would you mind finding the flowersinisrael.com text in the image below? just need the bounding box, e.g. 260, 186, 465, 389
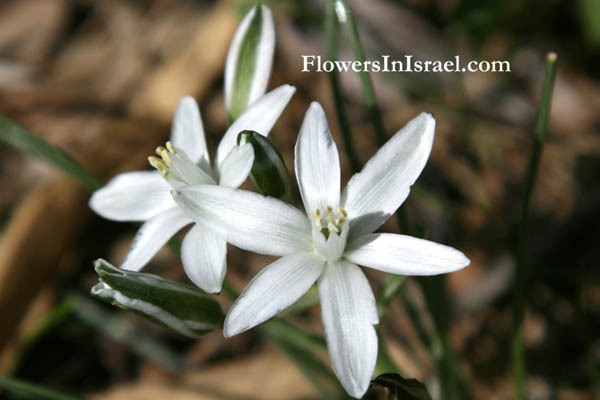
301, 55, 511, 73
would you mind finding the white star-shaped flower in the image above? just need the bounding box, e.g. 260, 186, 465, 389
173, 101, 470, 398
89, 84, 295, 293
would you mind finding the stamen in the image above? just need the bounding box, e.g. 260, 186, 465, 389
311, 205, 348, 240
166, 141, 176, 154
148, 156, 169, 177
327, 222, 338, 234
155, 146, 171, 164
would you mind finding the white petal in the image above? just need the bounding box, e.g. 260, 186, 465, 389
166, 144, 216, 186
216, 84, 296, 165
218, 143, 255, 188
345, 233, 470, 276
170, 96, 210, 170
318, 260, 378, 398
121, 207, 192, 271
181, 224, 227, 294
224, 252, 325, 337
173, 184, 312, 256
224, 5, 275, 118
341, 113, 435, 237
89, 171, 174, 222
295, 102, 341, 214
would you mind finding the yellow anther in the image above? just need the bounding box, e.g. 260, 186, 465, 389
148, 156, 168, 173
325, 205, 333, 213
312, 210, 320, 218
325, 214, 332, 221
166, 141, 176, 154
337, 207, 347, 217
155, 146, 171, 164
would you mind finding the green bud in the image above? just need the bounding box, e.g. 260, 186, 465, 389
91, 259, 224, 338
237, 130, 292, 201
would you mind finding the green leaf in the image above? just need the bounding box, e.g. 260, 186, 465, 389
580, 0, 600, 46
0, 115, 103, 190
0, 376, 81, 400
237, 130, 292, 201
365, 373, 432, 400
91, 259, 224, 338
226, 4, 275, 121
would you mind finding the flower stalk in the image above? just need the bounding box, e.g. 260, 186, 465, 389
512, 51, 558, 400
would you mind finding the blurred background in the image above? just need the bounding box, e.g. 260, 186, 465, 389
0, 0, 598, 399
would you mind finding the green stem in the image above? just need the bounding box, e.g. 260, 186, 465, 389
512, 52, 558, 400
325, 0, 361, 173
333, 0, 388, 148
417, 276, 472, 400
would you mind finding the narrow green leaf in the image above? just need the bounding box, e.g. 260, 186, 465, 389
226, 5, 275, 121
325, 0, 361, 174
0, 115, 103, 190
331, 0, 388, 148
366, 373, 432, 400
0, 376, 81, 400
237, 130, 293, 202
580, 0, 600, 46
91, 259, 225, 338
512, 52, 558, 400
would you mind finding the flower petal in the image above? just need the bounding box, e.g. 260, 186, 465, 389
224, 252, 325, 337
170, 96, 210, 170
218, 142, 254, 188
318, 260, 379, 398
345, 233, 470, 276
224, 4, 275, 120
295, 102, 340, 214
89, 171, 174, 222
216, 84, 296, 166
341, 113, 435, 237
121, 207, 192, 271
173, 184, 312, 256
181, 224, 227, 294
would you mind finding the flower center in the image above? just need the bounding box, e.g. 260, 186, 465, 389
311, 205, 348, 240
311, 205, 348, 261
148, 141, 214, 187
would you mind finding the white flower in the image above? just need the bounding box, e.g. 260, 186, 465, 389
89, 84, 295, 293
172, 102, 470, 398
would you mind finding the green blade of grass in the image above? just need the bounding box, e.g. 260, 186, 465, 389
0, 116, 103, 190
512, 52, 558, 400
325, 0, 361, 174
332, 0, 387, 148
0, 376, 82, 400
